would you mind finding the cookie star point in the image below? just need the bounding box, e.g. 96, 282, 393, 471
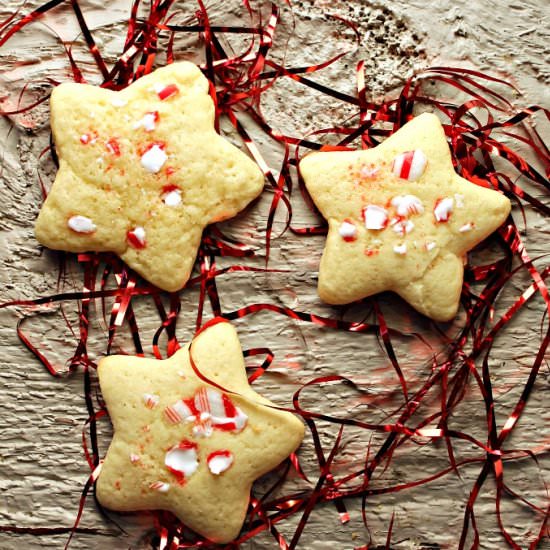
300, 112, 511, 321
96, 320, 304, 543
35, 62, 264, 291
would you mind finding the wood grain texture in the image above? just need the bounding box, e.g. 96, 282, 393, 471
1, 0, 548, 548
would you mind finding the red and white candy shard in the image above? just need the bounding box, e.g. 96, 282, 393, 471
165, 440, 199, 480
143, 393, 159, 409
392, 149, 428, 181
127, 226, 146, 249
391, 219, 414, 236
207, 450, 234, 475
459, 222, 474, 232
195, 388, 248, 432
364, 205, 388, 230
133, 112, 159, 132
154, 82, 180, 101
434, 197, 454, 222
141, 144, 167, 173
130, 453, 141, 463
162, 188, 182, 207
338, 220, 357, 240
164, 388, 248, 437
105, 138, 121, 156
165, 399, 194, 424
150, 481, 170, 493
67, 215, 96, 234
393, 243, 407, 255
391, 195, 424, 216
425, 241, 436, 251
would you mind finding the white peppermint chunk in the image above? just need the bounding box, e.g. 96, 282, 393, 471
364, 205, 388, 230
163, 189, 182, 206
141, 145, 167, 173
434, 198, 454, 222
133, 113, 157, 132
393, 243, 407, 255
391, 195, 424, 216
67, 215, 96, 234
338, 221, 357, 239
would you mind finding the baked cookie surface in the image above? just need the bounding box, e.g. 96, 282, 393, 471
35, 62, 264, 291
299, 113, 511, 321
96, 320, 304, 543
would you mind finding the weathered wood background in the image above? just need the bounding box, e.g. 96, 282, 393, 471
0, 0, 548, 548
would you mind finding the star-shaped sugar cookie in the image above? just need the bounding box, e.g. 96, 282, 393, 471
96, 320, 304, 543
299, 113, 511, 321
35, 62, 264, 291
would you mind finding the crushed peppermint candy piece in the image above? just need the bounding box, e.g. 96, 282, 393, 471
111, 97, 128, 107
142, 393, 159, 409
393, 243, 407, 255
363, 205, 388, 230
67, 215, 96, 234
392, 149, 428, 181
105, 138, 121, 156
154, 83, 180, 100
130, 453, 141, 463
165, 440, 199, 481
391, 195, 424, 216
392, 219, 415, 236
80, 134, 92, 144
141, 144, 167, 173
207, 450, 234, 475
459, 222, 474, 232
150, 481, 170, 493
164, 399, 193, 424
425, 241, 437, 251
434, 198, 454, 222
162, 187, 182, 206
165, 388, 248, 437
195, 387, 248, 433
338, 220, 357, 241
127, 226, 146, 249
133, 111, 159, 132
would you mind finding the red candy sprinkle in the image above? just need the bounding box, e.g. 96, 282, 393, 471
157, 84, 179, 100
105, 138, 121, 156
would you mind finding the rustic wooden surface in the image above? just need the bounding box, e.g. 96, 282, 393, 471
0, 0, 548, 549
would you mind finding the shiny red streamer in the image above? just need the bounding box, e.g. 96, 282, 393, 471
0, 1, 549, 549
